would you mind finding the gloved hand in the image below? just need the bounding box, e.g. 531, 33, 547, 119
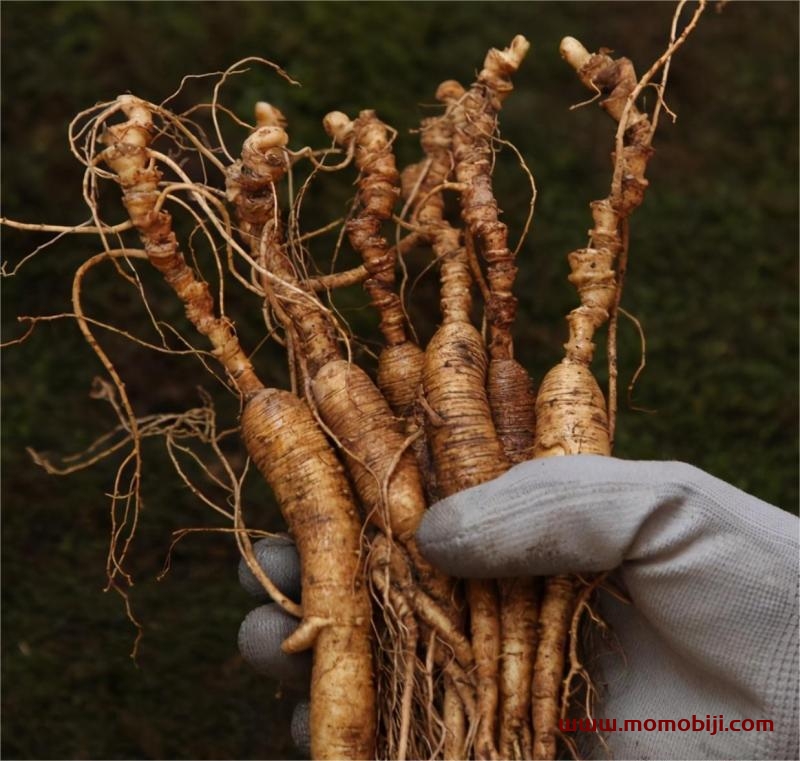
238, 457, 799, 760
237, 535, 311, 757
416, 455, 799, 761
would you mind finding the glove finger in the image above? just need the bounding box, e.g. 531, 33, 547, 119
417, 453, 800, 758
238, 603, 311, 688
416, 454, 661, 578
239, 535, 301, 602
291, 700, 311, 758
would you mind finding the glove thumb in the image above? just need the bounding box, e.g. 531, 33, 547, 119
416, 455, 680, 578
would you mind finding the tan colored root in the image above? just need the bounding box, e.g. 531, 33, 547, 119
531, 246, 610, 760
418, 618, 478, 755
161, 394, 306, 620
377, 340, 426, 417
70, 251, 148, 588
369, 554, 419, 761
229, 138, 404, 524
424, 320, 509, 492
228, 122, 463, 734
528, 21, 706, 756
369, 534, 476, 760
404, 101, 458, 255
100, 96, 262, 398
532, 575, 577, 761
560, 37, 653, 215
606, 220, 629, 444
489, 369, 537, 758
557, 26, 710, 372
89, 105, 298, 648
406, 402, 442, 504
309, 263, 368, 291
423, 633, 444, 757
443, 36, 529, 362
413, 110, 521, 751
226, 126, 343, 378
253, 169, 468, 756
325, 110, 424, 417
396, 617, 418, 761
62, 250, 157, 653
99, 96, 377, 758
311, 359, 422, 540
243, 391, 375, 760
371, 536, 473, 674
422, 248, 509, 757
424, 247, 511, 489
399, 108, 467, 509
444, 681, 467, 761
560, 574, 609, 725
490, 364, 538, 760
498, 577, 539, 760
534, 361, 610, 459
307, 230, 424, 297
466, 579, 502, 760
324, 110, 404, 346
530, 362, 609, 759
225, 122, 290, 249
431, 60, 540, 756
488, 359, 536, 466
310, 360, 452, 605
409, 90, 539, 758
228, 125, 434, 566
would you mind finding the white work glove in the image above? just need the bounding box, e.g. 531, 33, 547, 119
416, 455, 799, 760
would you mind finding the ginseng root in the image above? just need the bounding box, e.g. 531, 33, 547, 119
421, 222, 508, 761
227, 117, 451, 601
227, 107, 473, 758
227, 118, 424, 545
243, 391, 375, 759
324, 110, 425, 418
442, 36, 537, 465
100, 95, 376, 760
532, 30, 694, 759
424, 37, 540, 758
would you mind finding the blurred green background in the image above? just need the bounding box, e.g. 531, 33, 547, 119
2, 2, 797, 759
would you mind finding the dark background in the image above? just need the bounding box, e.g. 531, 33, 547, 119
2, 3, 797, 759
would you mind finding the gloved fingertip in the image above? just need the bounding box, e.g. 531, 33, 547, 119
416, 500, 482, 577
415, 456, 678, 577
415, 498, 452, 551
238, 604, 311, 686
239, 535, 302, 602
291, 700, 311, 758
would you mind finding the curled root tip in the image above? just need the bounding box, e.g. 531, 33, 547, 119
560, 37, 591, 70
510, 34, 532, 60
254, 101, 288, 128
323, 111, 354, 144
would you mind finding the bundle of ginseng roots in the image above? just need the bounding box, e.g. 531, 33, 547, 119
16, 13, 706, 761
